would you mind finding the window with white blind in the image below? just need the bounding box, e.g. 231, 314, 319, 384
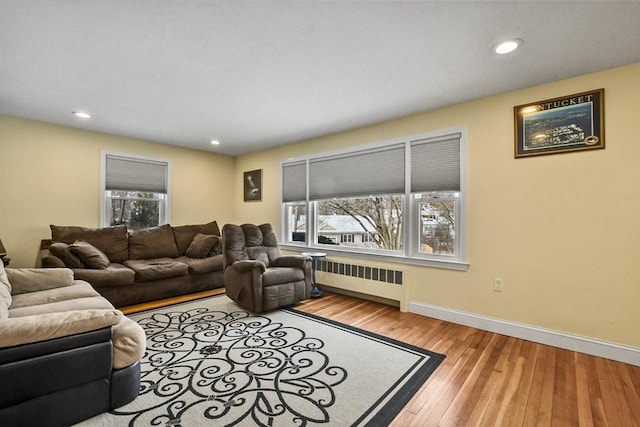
101, 152, 171, 230
281, 128, 467, 269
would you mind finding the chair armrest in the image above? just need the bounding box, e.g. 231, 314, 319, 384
6, 268, 74, 295
0, 309, 121, 348
228, 260, 266, 274
271, 255, 311, 269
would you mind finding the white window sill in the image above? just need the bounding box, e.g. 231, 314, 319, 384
280, 244, 469, 272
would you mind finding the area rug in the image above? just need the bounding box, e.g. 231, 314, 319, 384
80, 295, 444, 426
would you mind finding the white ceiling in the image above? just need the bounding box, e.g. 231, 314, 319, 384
1, 1, 639, 156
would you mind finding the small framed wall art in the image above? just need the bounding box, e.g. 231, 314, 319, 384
514, 88, 604, 158
243, 169, 262, 202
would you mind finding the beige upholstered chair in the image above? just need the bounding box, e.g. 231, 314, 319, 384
222, 223, 312, 313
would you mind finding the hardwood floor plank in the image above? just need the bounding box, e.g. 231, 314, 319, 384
614, 362, 640, 423
575, 352, 596, 427
507, 340, 538, 426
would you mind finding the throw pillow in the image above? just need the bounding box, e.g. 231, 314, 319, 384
185, 234, 221, 259
48, 242, 85, 268
70, 240, 110, 269
172, 221, 221, 256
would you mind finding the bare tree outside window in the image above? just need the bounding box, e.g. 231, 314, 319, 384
420, 200, 455, 255
318, 195, 403, 251
108, 191, 162, 230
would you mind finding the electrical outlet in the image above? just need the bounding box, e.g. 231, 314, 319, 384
494, 277, 504, 292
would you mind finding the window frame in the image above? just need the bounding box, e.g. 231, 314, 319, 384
280, 127, 468, 271
100, 151, 172, 229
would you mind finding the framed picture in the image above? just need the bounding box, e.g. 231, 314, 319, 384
243, 169, 262, 202
514, 88, 604, 158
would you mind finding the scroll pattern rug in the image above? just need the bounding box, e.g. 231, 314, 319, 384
80, 295, 444, 426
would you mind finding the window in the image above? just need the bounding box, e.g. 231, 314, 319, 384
361, 233, 374, 243
281, 129, 466, 269
340, 234, 354, 243
102, 152, 171, 230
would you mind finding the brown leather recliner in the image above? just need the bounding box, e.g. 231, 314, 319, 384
222, 223, 312, 313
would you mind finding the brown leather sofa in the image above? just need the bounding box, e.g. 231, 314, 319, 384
222, 223, 312, 313
39, 221, 224, 308
0, 264, 146, 426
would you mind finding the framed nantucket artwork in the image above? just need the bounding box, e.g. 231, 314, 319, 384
514, 88, 604, 158
243, 169, 262, 202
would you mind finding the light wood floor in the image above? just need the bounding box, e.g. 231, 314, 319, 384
294, 292, 640, 427
122, 290, 640, 426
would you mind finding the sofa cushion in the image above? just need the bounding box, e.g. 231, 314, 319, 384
72, 264, 136, 288
70, 241, 110, 269
128, 224, 179, 260
123, 258, 188, 282
9, 282, 100, 309
175, 255, 223, 275
0, 263, 11, 320
185, 233, 221, 259
0, 308, 121, 349
48, 242, 85, 268
8, 295, 115, 318
51, 224, 129, 263
172, 221, 220, 256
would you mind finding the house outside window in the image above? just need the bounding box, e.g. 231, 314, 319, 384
102, 152, 171, 230
281, 128, 466, 270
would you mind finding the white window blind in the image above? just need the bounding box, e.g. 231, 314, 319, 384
308, 144, 405, 200
282, 161, 307, 202
105, 154, 168, 193
410, 134, 461, 192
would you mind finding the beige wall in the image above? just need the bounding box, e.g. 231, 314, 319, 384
233, 63, 640, 347
1, 63, 638, 348
0, 116, 236, 268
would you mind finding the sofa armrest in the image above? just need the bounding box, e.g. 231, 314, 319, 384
6, 268, 74, 295
271, 255, 311, 269
0, 309, 121, 348
40, 248, 66, 268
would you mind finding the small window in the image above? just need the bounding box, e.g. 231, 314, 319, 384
340, 234, 355, 243
361, 233, 374, 243
102, 152, 170, 230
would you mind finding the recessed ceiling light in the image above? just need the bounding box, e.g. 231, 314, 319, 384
493, 39, 523, 55
72, 111, 91, 119
210, 139, 221, 145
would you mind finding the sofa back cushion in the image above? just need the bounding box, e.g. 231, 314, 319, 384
6, 268, 74, 295
172, 221, 221, 256
129, 224, 180, 260
50, 225, 129, 263
0, 262, 11, 320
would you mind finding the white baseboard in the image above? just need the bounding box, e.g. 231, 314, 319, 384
408, 301, 640, 367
